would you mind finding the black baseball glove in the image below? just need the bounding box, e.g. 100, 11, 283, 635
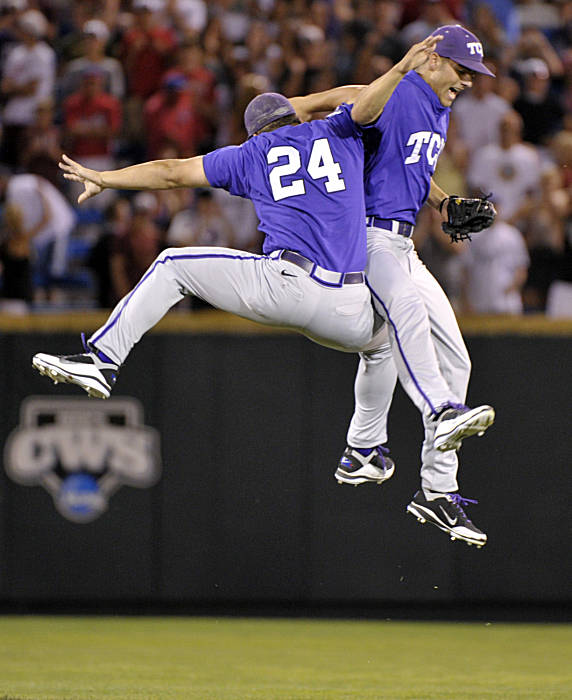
440, 194, 496, 242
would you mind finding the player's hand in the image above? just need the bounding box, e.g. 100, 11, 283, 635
396, 35, 443, 74
59, 154, 104, 204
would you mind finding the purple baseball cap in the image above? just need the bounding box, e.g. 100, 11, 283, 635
244, 92, 296, 137
430, 24, 495, 77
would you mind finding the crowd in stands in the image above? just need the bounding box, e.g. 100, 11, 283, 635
1, 0, 572, 316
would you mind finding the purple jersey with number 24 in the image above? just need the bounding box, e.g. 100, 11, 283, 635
203, 103, 367, 273
363, 71, 450, 224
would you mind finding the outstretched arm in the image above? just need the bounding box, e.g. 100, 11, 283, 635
351, 35, 443, 125
59, 154, 209, 204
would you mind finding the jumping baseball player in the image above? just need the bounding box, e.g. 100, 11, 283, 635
348, 25, 497, 547
292, 26, 497, 547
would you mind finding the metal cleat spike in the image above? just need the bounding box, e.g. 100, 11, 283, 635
477, 431, 484, 436
337, 480, 342, 485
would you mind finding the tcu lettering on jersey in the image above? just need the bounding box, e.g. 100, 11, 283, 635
466, 41, 483, 56
404, 131, 446, 169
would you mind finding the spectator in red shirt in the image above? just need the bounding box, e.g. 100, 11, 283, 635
144, 72, 199, 159
163, 39, 218, 152
63, 66, 122, 209
121, 0, 177, 148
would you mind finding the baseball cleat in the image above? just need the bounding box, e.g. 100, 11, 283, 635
32, 341, 119, 400
433, 404, 495, 452
335, 445, 395, 485
406, 490, 487, 548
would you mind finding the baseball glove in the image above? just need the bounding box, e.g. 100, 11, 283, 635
440, 194, 496, 243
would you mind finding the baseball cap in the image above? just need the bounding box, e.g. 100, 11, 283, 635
17, 8, 47, 37
3, 0, 28, 10
162, 72, 187, 90
133, 191, 157, 213
430, 24, 495, 77
133, 0, 164, 12
244, 92, 296, 138
519, 57, 549, 79
83, 19, 110, 42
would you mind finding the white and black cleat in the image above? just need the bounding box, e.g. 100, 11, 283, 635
33, 346, 119, 400
433, 404, 495, 452
406, 490, 487, 548
335, 445, 395, 486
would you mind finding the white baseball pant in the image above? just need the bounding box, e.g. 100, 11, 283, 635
88, 246, 386, 366
347, 224, 471, 494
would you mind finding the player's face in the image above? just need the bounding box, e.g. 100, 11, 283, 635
432, 57, 476, 107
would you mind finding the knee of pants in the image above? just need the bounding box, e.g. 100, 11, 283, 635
154, 248, 183, 277
158, 247, 180, 264
359, 342, 392, 365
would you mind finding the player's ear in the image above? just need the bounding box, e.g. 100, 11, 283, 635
428, 52, 441, 70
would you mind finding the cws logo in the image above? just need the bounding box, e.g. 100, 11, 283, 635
4, 396, 161, 523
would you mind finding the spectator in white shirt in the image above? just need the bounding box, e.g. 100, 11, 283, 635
1, 172, 77, 299
0, 9, 55, 167
60, 19, 125, 103
459, 220, 530, 315
453, 72, 511, 156
467, 110, 541, 221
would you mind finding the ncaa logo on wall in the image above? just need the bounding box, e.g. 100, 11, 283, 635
4, 396, 161, 523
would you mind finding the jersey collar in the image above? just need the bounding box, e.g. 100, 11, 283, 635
407, 70, 450, 115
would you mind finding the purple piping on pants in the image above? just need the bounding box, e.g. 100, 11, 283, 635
90, 251, 269, 346
366, 277, 437, 416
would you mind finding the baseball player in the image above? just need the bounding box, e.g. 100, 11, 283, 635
293, 25, 497, 547
32, 39, 439, 428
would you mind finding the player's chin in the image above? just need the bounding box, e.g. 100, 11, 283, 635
442, 90, 457, 106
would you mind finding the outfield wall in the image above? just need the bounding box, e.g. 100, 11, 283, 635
0, 312, 570, 610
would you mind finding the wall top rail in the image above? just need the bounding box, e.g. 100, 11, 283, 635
1, 310, 572, 337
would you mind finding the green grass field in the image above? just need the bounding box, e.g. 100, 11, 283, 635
0, 617, 570, 699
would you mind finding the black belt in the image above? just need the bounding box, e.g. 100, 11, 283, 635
279, 250, 364, 287
366, 216, 414, 238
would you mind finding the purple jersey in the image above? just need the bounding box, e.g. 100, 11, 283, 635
363, 71, 450, 224
203, 104, 367, 273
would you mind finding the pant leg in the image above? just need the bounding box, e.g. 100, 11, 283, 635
346, 326, 398, 448
410, 249, 472, 493
365, 228, 454, 417
89, 246, 375, 364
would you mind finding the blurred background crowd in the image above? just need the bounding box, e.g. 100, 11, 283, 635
1, 0, 572, 316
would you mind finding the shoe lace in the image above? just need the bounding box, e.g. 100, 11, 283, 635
448, 493, 478, 524
449, 494, 478, 507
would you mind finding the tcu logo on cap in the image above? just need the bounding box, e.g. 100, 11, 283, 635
466, 41, 483, 56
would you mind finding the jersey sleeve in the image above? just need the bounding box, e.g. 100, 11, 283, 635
202, 145, 249, 198
325, 102, 365, 139
369, 86, 399, 133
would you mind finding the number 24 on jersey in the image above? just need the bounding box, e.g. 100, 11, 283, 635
267, 138, 346, 201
